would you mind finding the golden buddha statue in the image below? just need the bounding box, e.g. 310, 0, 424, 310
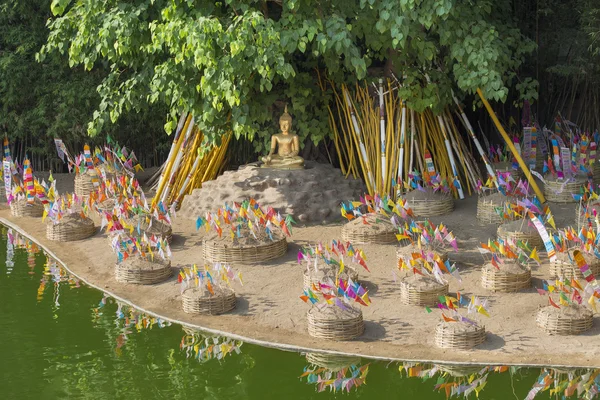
260, 105, 304, 169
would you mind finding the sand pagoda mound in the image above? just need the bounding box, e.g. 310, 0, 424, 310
179, 161, 364, 224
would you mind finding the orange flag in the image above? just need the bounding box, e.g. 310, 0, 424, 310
442, 313, 456, 322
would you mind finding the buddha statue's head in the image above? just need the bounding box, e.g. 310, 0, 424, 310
279, 105, 292, 134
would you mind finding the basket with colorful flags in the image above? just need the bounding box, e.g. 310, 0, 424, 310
10, 196, 44, 218
122, 213, 173, 244
46, 213, 96, 242
395, 220, 456, 269
479, 239, 532, 292
536, 285, 594, 336
340, 195, 413, 244
496, 196, 556, 252
548, 227, 600, 279
550, 251, 600, 280
432, 294, 489, 350
115, 253, 172, 285
401, 172, 454, 217
8, 157, 46, 217
301, 352, 369, 393
179, 263, 242, 315
298, 240, 365, 290
476, 172, 531, 225
396, 223, 460, 306
536, 250, 599, 335
540, 134, 590, 202
301, 273, 371, 341
497, 220, 544, 250
399, 275, 449, 307
44, 192, 96, 242
198, 199, 292, 264
111, 231, 172, 285
544, 175, 588, 203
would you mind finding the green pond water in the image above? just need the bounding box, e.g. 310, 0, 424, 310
1, 227, 598, 400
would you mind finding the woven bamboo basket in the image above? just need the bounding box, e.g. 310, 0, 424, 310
404, 189, 454, 217
575, 201, 600, 230
493, 161, 524, 181
95, 198, 116, 214
9, 198, 44, 217
341, 213, 398, 244
544, 176, 586, 203
549, 251, 600, 279
74, 171, 97, 198
536, 305, 593, 335
46, 214, 96, 242
202, 233, 287, 264
182, 286, 236, 315
305, 352, 361, 372
115, 255, 172, 284
396, 244, 449, 269
307, 306, 364, 341
497, 220, 544, 249
303, 266, 359, 290
399, 275, 449, 306
481, 261, 531, 292
434, 321, 486, 350
476, 191, 513, 225
124, 214, 173, 243
437, 364, 483, 377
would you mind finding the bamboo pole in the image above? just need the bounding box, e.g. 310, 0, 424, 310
379, 79, 386, 189
477, 88, 546, 203
153, 114, 193, 207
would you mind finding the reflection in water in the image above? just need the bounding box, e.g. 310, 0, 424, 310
400, 362, 508, 398
301, 352, 369, 393
400, 362, 600, 399
92, 295, 171, 356
180, 327, 243, 363
526, 368, 600, 399
5, 228, 41, 275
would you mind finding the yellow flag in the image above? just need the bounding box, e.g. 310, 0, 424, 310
547, 213, 556, 229
530, 248, 540, 263
338, 259, 345, 276
477, 305, 490, 317
589, 295, 597, 313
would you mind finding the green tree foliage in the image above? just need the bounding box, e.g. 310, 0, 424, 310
40, 0, 537, 150
0, 0, 170, 168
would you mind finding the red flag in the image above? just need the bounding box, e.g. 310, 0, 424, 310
572, 289, 583, 305
549, 296, 560, 309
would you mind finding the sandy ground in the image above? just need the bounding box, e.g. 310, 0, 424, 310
2, 170, 599, 367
